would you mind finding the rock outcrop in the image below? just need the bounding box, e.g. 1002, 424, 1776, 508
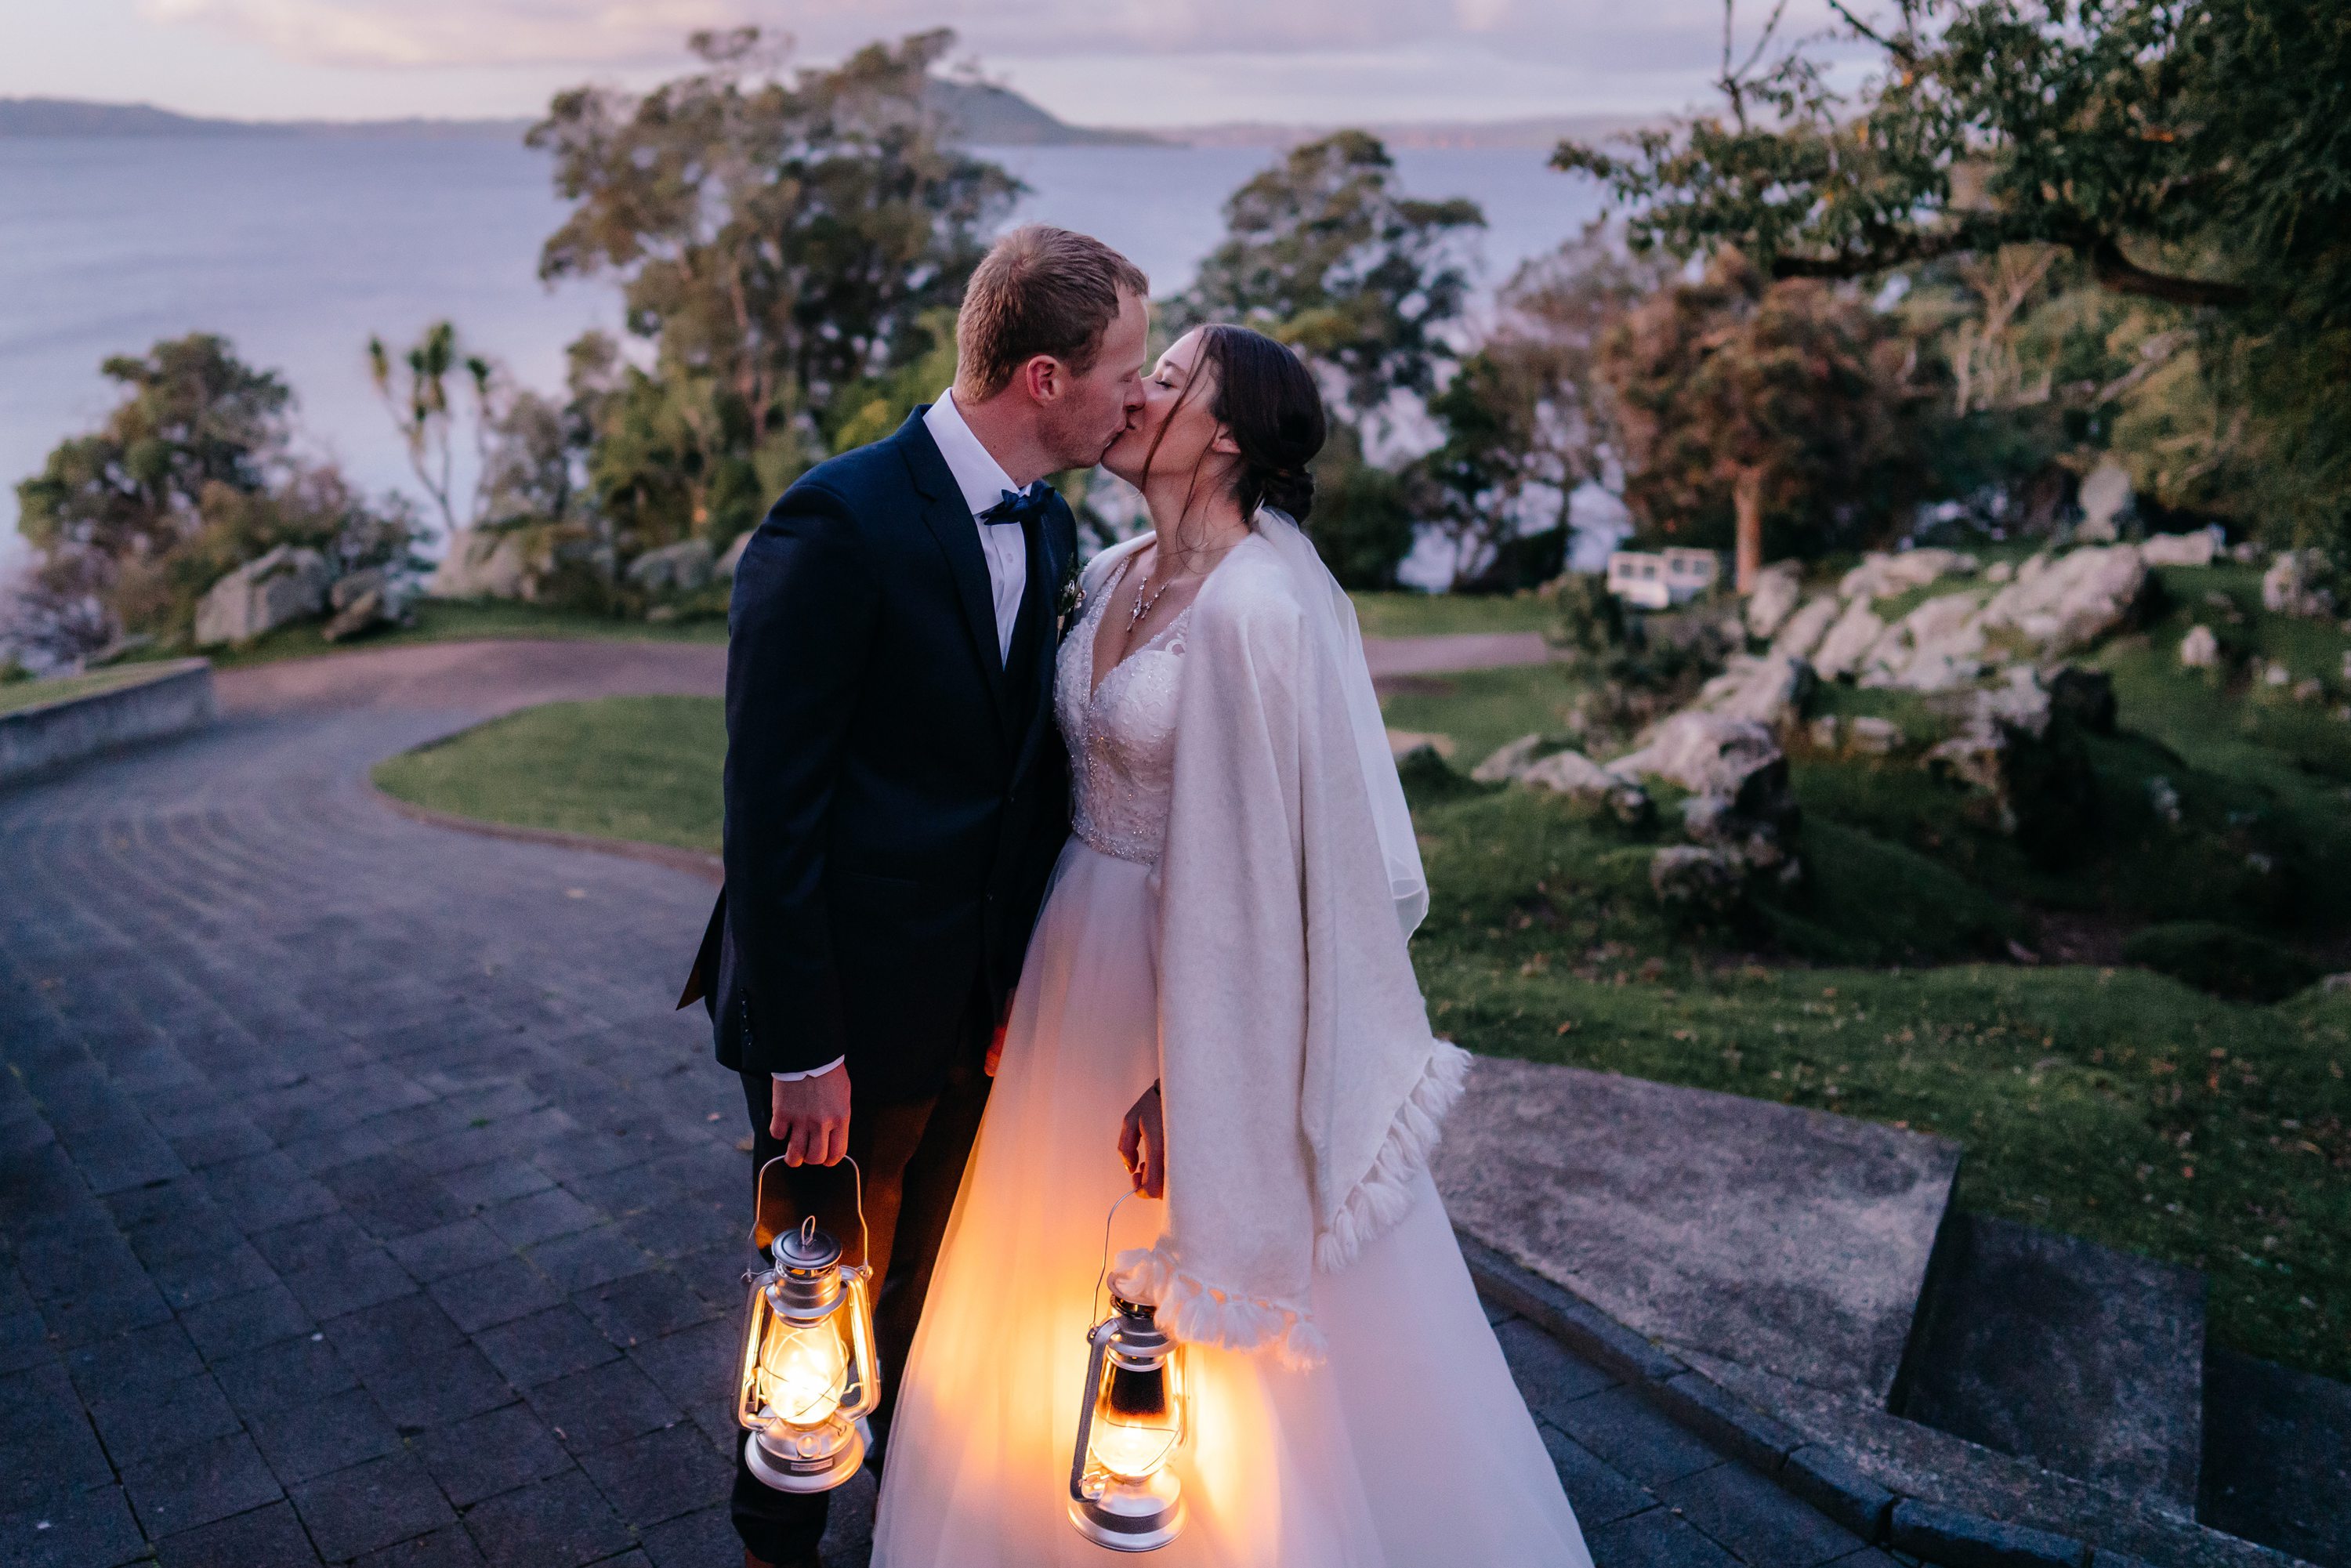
1857, 590, 1989, 692
1693, 654, 1816, 730
626, 538, 715, 596
2142, 531, 2219, 567
1839, 549, 1978, 603
1519, 748, 1653, 824
193, 546, 330, 646
2263, 551, 2335, 619
1976, 545, 2150, 655
1811, 599, 1887, 681
1744, 563, 1805, 640
1768, 596, 1842, 661
321, 567, 415, 644
1612, 712, 1799, 874
429, 528, 537, 600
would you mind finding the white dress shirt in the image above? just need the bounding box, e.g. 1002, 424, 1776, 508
773, 388, 1031, 1086
923, 386, 1031, 663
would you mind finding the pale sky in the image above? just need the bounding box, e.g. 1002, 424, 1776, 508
1, 0, 1855, 128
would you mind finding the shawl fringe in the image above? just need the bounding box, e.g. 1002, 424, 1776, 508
1110, 1244, 1330, 1371
1311, 1040, 1473, 1274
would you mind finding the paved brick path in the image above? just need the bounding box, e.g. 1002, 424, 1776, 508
2, 640, 1877, 1568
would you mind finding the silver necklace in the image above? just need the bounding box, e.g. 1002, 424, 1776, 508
1128, 570, 1175, 631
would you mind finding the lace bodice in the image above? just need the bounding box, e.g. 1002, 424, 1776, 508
1056, 552, 1189, 865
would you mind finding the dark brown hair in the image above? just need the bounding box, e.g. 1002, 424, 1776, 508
1144, 324, 1328, 524
955, 225, 1150, 400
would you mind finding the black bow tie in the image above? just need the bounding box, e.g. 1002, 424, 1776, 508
979, 483, 1052, 528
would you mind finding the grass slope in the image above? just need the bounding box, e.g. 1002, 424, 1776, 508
373, 697, 726, 853
378, 639, 2351, 1376
0, 663, 181, 715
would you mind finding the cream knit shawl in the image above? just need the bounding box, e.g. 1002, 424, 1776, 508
1108, 523, 1469, 1368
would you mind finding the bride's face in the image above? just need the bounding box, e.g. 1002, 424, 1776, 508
1101, 330, 1233, 491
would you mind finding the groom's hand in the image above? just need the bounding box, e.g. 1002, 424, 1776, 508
771, 1066, 852, 1167
1118, 1081, 1165, 1199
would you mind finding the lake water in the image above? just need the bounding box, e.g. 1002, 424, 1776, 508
0, 136, 1607, 571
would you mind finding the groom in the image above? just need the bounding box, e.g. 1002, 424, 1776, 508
679, 225, 1150, 1568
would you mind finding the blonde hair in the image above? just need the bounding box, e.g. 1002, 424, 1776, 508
955, 225, 1148, 400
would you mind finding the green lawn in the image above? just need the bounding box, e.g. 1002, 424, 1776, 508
1349, 590, 1555, 639
377, 661, 2351, 1379
126, 588, 1544, 672
373, 697, 727, 853
134, 599, 732, 672
0, 663, 187, 716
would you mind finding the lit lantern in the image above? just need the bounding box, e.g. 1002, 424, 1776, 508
1067, 1292, 1187, 1551
735, 1211, 879, 1493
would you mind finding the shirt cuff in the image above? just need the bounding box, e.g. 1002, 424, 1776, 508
770, 1057, 845, 1083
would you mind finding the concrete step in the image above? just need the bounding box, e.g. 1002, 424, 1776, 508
1434, 1056, 1962, 1405
2201, 1348, 2351, 1566
1893, 1213, 2206, 1508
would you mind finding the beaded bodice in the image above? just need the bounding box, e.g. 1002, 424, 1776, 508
1056, 552, 1190, 866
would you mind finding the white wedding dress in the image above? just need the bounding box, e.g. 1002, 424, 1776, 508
870, 545, 1590, 1567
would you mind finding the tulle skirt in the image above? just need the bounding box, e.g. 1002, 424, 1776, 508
871, 840, 1591, 1567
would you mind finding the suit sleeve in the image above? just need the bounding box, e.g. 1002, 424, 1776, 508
722, 484, 879, 1076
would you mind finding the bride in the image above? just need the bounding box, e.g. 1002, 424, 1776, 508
869, 324, 1590, 1566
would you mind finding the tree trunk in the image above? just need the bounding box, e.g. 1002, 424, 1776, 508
1733, 469, 1765, 595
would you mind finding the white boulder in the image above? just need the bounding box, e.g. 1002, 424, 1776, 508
1976, 545, 2149, 654
2179, 625, 2221, 668
320, 567, 415, 644
1744, 563, 1805, 640
625, 538, 715, 596
1857, 591, 1988, 692
1847, 716, 1904, 755
2075, 461, 2133, 542
1473, 733, 1550, 784
429, 528, 536, 600
2142, 531, 2219, 567
1694, 654, 1816, 730
1519, 749, 1652, 824
1838, 549, 1977, 603
2263, 551, 2335, 618
1812, 599, 1887, 680
193, 545, 330, 646
1769, 596, 1842, 661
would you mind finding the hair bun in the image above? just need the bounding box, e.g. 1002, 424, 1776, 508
1260, 464, 1315, 521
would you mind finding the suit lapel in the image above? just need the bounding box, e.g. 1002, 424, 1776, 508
897, 409, 1012, 742
1005, 498, 1071, 780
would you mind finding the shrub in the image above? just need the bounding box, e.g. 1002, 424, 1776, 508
2121, 921, 2320, 1003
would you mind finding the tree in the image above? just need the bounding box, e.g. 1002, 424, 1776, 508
11, 334, 415, 657
1172, 131, 1485, 424
1416, 227, 1671, 588
531, 27, 1020, 549
1599, 249, 1922, 589
368, 320, 491, 540
1557, 0, 2351, 546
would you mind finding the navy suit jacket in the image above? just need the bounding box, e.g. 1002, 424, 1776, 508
681, 408, 1076, 1103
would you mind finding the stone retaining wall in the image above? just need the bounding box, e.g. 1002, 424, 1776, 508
0, 659, 216, 784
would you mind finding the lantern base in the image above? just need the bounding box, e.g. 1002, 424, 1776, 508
1069, 1471, 1185, 1552
744, 1421, 865, 1494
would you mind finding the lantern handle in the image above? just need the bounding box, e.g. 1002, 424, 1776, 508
750, 1153, 871, 1274
1089, 1187, 1141, 1331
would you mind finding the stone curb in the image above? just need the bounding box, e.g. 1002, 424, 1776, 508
1892, 1499, 2090, 1568
1453, 1229, 2130, 1568
0, 658, 216, 784
368, 785, 726, 886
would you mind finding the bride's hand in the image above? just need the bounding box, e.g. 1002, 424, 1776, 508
1118, 1082, 1165, 1198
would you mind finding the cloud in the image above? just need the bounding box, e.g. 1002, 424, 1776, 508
140, 0, 1842, 74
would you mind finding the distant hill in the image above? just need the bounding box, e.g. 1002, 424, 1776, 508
1161, 113, 1657, 152
926, 78, 1162, 147
0, 87, 1158, 147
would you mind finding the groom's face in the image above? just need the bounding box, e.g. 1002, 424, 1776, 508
1037, 290, 1150, 473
